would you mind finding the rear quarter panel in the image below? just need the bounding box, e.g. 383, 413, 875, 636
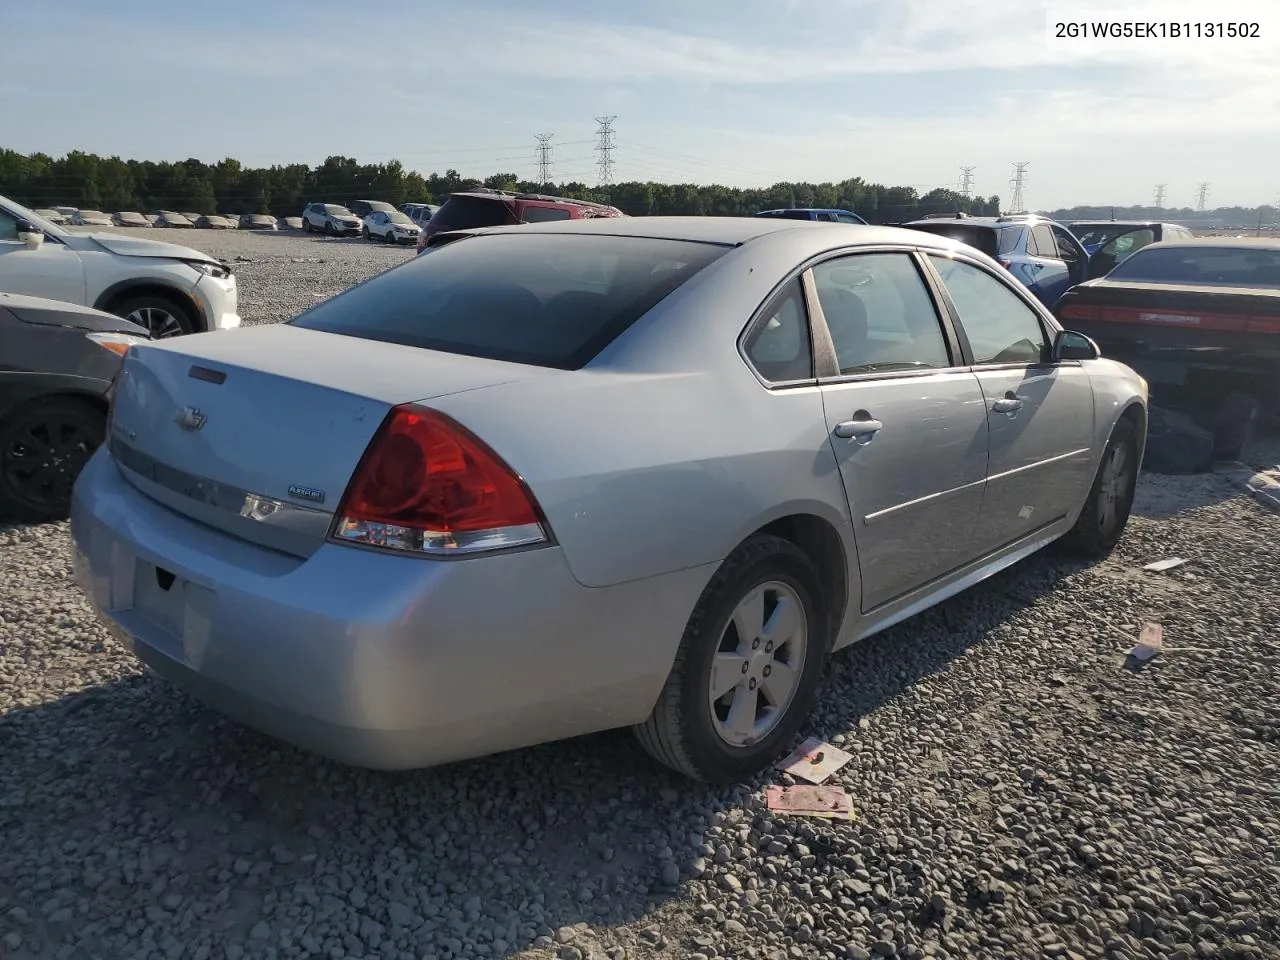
429, 237, 857, 589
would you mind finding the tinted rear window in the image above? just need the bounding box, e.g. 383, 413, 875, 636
430, 196, 512, 231
521, 206, 573, 223
289, 233, 730, 369
1107, 246, 1280, 288
1072, 225, 1142, 247
906, 224, 1001, 258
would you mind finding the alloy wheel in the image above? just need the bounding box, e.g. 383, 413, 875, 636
708, 580, 808, 747
128, 306, 183, 339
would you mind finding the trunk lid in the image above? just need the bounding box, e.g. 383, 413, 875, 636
108, 324, 560, 556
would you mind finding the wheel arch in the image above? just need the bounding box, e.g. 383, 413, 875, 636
744, 512, 853, 650
94, 281, 206, 332
1118, 399, 1148, 467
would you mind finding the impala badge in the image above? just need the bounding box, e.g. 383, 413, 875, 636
176, 406, 207, 431
288, 485, 326, 505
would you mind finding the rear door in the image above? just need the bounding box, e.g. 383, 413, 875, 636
925, 253, 1096, 553
810, 250, 990, 611
1084, 226, 1157, 280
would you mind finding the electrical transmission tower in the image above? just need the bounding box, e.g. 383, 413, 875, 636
594, 116, 617, 192
1196, 182, 1210, 212
958, 166, 976, 199
535, 134, 553, 187
1153, 183, 1167, 209
1008, 162, 1030, 213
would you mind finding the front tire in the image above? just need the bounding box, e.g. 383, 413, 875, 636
303, 219, 313, 233
111, 294, 195, 339
361, 226, 371, 240
1062, 417, 1139, 557
0, 396, 105, 523
634, 534, 830, 783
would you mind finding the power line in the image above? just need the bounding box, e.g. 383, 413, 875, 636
958, 166, 976, 199
535, 134, 553, 187
1009, 162, 1030, 214
1153, 183, 1167, 209
594, 116, 617, 193
1196, 182, 1210, 212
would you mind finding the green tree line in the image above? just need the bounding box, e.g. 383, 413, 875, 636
0, 148, 1003, 223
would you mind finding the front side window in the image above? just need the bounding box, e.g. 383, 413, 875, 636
0, 210, 19, 242
929, 256, 1048, 365
812, 253, 951, 375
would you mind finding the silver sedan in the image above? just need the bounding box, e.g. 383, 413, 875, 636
70, 217, 1148, 782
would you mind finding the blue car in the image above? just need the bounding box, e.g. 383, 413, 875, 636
754, 207, 868, 225
900, 214, 1101, 309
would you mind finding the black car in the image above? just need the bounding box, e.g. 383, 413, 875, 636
1055, 238, 1280, 414
0, 293, 149, 521
349, 199, 398, 219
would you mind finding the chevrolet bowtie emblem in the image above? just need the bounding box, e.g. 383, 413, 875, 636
176, 406, 207, 431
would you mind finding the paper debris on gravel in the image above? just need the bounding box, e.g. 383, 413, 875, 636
1143, 557, 1189, 572
1128, 621, 1164, 661
765, 784, 856, 821
776, 736, 853, 783
1245, 466, 1280, 511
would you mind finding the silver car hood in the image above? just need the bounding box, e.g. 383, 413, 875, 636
65, 233, 219, 264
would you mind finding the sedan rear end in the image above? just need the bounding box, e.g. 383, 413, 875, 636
71, 231, 730, 769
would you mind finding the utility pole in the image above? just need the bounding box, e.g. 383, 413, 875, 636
594, 116, 617, 196
958, 166, 976, 199
535, 134, 553, 189
1196, 182, 1210, 213
1153, 183, 1167, 209
1009, 162, 1029, 214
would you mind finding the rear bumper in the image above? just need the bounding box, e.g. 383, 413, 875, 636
1071, 321, 1280, 376
69, 450, 705, 769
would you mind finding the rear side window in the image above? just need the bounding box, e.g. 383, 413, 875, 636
290, 234, 730, 369
430, 196, 513, 231
742, 280, 813, 383
521, 206, 573, 223
1107, 246, 1280, 288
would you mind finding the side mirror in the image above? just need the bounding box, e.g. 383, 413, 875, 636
1054, 329, 1100, 362
16, 220, 44, 249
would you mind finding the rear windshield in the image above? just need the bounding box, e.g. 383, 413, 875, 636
289, 233, 730, 369
1107, 246, 1280, 288
905, 223, 1002, 258
430, 195, 513, 231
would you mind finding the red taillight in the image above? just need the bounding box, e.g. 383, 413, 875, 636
1058, 303, 1102, 321
331, 404, 547, 555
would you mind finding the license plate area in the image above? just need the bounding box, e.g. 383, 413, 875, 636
134, 561, 186, 637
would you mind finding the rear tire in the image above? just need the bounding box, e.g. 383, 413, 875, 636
633, 534, 830, 783
1061, 417, 1139, 557
0, 396, 105, 523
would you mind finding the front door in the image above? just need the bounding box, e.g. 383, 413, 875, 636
811, 251, 990, 611
0, 209, 86, 304
926, 254, 1097, 553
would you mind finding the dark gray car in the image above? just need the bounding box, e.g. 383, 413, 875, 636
0, 292, 149, 521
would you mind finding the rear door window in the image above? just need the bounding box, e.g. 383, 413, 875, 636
290, 234, 731, 369
812, 254, 952, 374
1030, 225, 1059, 259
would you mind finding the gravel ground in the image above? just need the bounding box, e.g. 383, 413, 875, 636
1, 229, 1279, 960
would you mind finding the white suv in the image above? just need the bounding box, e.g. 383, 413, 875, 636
0, 195, 240, 339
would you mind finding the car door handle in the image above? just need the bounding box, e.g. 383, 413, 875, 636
991, 394, 1024, 414
834, 417, 883, 439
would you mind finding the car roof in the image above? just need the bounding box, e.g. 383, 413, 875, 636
759, 208, 856, 214
445, 214, 963, 249
1069, 220, 1177, 227
447, 189, 617, 211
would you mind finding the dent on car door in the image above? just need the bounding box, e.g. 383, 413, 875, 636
926, 255, 1095, 553
0, 208, 86, 304
809, 251, 990, 612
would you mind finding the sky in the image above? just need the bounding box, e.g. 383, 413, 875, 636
4, 0, 1280, 210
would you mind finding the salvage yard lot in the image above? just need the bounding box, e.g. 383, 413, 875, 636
2, 229, 1279, 960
